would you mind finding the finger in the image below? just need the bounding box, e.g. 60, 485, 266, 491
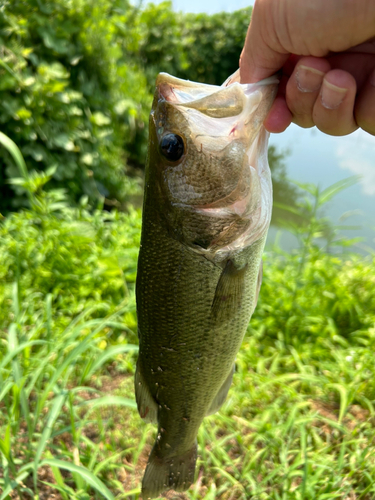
355, 68, 375, 135
264, 96, 293, 133
240, 40, 289, 84
328, 52, 375, 88
264, 73, 292, 133
313, 70, 358, 136
285, 57, 331, 128
240, 0, 289, 83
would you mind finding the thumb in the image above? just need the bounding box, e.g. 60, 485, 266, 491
240, 4, 290, 83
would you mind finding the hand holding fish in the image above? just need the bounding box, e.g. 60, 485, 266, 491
240, 0, 375, 137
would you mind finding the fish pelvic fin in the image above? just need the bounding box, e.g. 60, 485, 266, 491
141, 442, 197, 499
135, 362, 158, 424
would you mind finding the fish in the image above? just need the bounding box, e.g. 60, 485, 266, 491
135, 69, 278, 499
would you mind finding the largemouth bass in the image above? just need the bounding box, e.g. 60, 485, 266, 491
135, 69, 278, 498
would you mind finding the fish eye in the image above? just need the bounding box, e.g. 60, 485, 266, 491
160, 133, 184, 162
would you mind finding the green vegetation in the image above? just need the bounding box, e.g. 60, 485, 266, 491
0, 1, 374, 498
0, 0, 150, 211
1, 134, 375, 499
0, 0, 247, 211
0, 0, 297, 221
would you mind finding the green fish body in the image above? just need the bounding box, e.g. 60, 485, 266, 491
135, 70, 278, 498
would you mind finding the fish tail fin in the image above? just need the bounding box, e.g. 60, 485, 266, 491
141, 442, 197, 499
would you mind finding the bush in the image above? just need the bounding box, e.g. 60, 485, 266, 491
0, 0, 299, 220
0, 0, 149, 212
129, 3, 252, 86
0, 182, 141, 332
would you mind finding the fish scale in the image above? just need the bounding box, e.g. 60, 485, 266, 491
136, 204, 264, 450
135, 70, 278, 498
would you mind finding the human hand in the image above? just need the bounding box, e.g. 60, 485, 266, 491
240, 0, 375, 136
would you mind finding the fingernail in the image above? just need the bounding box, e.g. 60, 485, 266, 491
295, 65, 325, 92
321, 80, 348, 109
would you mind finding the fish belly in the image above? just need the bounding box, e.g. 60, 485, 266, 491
135, 204, 265, 497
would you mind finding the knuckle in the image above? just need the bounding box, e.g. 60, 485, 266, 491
291, 113, 314, 128
315, 121, 358, 136
355, 108, 375, 136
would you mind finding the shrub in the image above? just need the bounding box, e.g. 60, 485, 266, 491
0, 0, 149, 212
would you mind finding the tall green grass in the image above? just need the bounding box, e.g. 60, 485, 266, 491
0, 135, 374, 499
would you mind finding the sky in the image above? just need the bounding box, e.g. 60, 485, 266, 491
145, 0, 375, 251
145, 0, 255, 14
269, 126, 375, 251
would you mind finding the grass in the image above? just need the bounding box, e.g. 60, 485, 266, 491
0, 135, 375, 499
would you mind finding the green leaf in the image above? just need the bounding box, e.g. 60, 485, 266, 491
33, 391, 68, 479
0, 131, 29, 179
39, 459, 115, 500
327, 384, 349, 424
273, 201, 303, 217
80, 395, 137, 412
319, 176, 359, 206
84, 344, 138, 380
0, 425, 11, 460
91, 112, 111, 126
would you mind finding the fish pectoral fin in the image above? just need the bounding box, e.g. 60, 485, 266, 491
135, 362, 158, 424
142, 441, 197, 498
211, 259, 248, 322
206, 365, 235, 416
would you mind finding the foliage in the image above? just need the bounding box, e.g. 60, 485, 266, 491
178, 8, 252, 85
0, 188, 140, 336
0, 146, 141, 498
0, 0, 148, 212
133, 3, 252, 86
268, 145, 302, 226
0, 141, 375, 498
0, 0, 301, 221
128, 1, 189, 88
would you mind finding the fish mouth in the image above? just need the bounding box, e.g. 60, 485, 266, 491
156, 73, 220, 104
155, 72, 278, 156
156, 71, 279, 106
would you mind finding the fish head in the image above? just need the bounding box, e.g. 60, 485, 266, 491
147, 71, 278, 258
